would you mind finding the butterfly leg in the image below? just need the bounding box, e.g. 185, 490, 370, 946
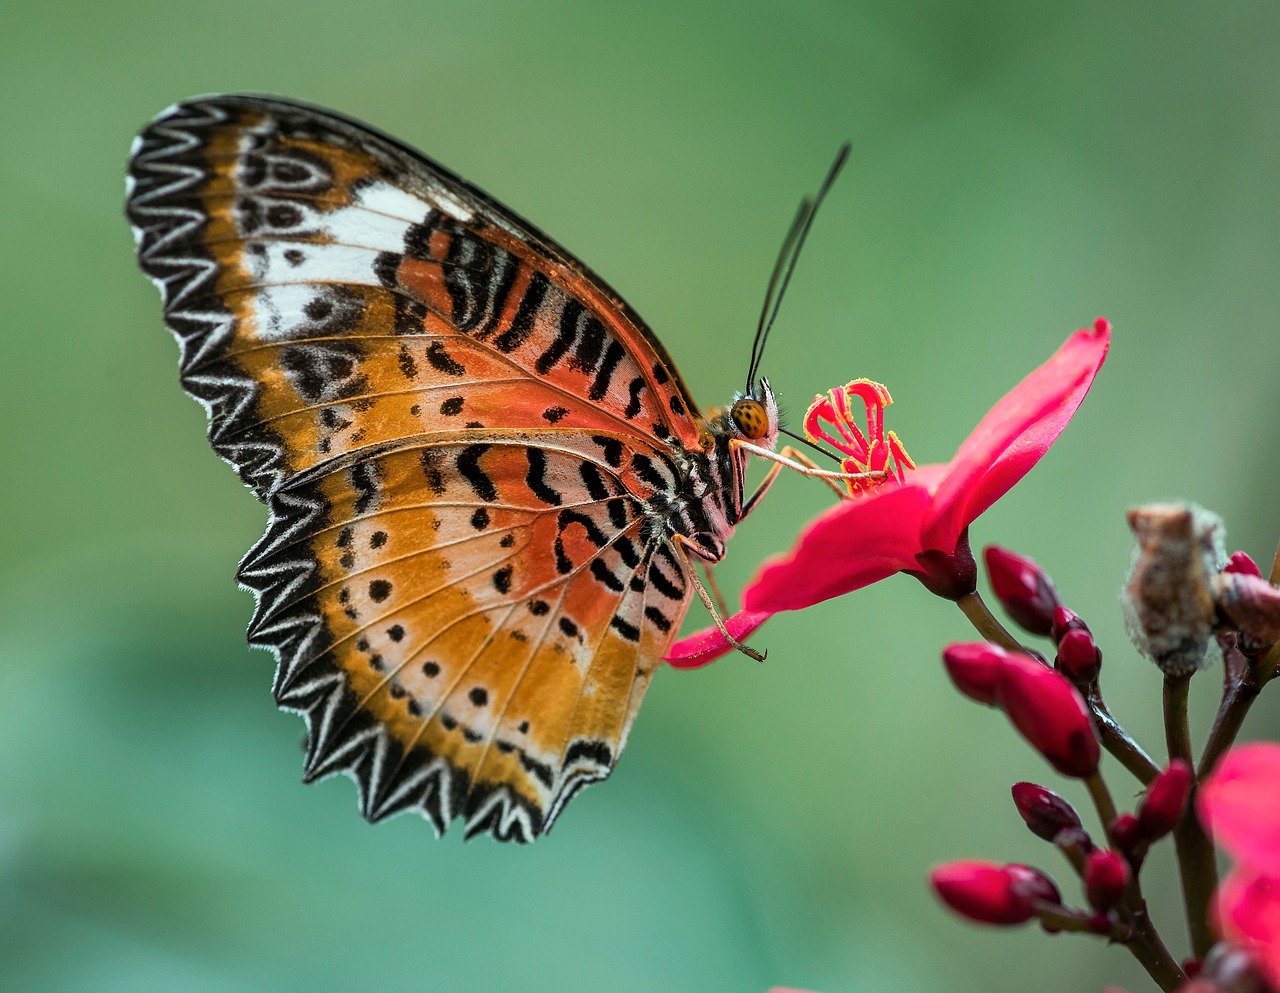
739, 444, 851, 520
672, 535, 766, 663
702, 564, 729, 617
732, 439, 885, 491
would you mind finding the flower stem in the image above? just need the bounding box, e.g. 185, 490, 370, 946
1198, 644, 1263, 779
1164, 673, 1216, 959
1123, 904, 1187, 993
1086, 685, 1161, 786
955, 591, 1026, 653
1084, 771, 1118, 839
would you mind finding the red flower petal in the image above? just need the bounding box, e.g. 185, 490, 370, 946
1200, 743, 1280, 877
1215, 868, 1280, 991
664, 609, 772, 669
920, 319, 1110, 551
742, 478, 935, 612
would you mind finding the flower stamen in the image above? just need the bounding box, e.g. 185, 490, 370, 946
803, 379, 916, 495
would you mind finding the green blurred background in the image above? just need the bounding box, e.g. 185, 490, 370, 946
3, 2, 1278, 991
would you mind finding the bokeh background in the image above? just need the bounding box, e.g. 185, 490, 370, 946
3, 2, 1278, 991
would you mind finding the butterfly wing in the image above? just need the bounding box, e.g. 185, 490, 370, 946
126, 95, 703, 840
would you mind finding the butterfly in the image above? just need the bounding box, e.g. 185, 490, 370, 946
126, 95, 849, 841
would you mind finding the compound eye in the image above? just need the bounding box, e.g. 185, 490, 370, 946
731, 398, 770, 440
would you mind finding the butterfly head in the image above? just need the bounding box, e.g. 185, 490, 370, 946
728, 378, 779, 446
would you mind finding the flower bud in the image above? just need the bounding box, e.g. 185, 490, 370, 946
1137, 759, 1192, 840
1084, 849, 1131, 910
1056, 628, 1102, 685
1005, 863, 1062, 905
984, 546, 1063, 637
1054, 825, 1095, 858
1011, 782, 1083, 842
1212, 571, 1280, 646
942, 642, 1014, 706
1109, 813, 1143, 856
1121, 503, 1225, 677
995, 653, 1101, 778
930, 860, 1057, 926
1224, 551, 1264, 579
1051, 606, 1091, 643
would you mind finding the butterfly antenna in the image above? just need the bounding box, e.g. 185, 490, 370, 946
746, 199, 811, 394
779, 425, 842, 464
745, 142, 852, 392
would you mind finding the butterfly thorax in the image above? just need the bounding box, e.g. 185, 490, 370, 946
642, 381, 779, 562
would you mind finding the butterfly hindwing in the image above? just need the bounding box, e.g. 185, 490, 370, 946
127, 95, 707, 839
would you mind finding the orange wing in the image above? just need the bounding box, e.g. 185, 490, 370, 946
127, 95, 704, 840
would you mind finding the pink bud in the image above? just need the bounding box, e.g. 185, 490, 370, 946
1004, 863, 1062, 905
984, 546, 1062, 636
1054, 825, 1095, 856
930, 860, 1056, 926
1011, 782, 1083, 841
1056, 628, 1102, 685
1137, 759, 1192, 840
1225, 551, 1264, 579
1051, 606, 1091, 643
1110, 813, 1143, 855
1084, 850, 1131, 910
942, 642, 1015, 706
995, 653, 1101, 778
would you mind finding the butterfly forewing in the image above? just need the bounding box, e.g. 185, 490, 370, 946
127, 95, 704, 840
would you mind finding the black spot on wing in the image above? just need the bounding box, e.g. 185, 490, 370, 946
420, 450, 447, 494
593, 436, 623, 468
578, 462, 609, 501
350, 461, 380, 515
590, 559, 624, 592
426, 341, 466, 376
571, 315, 605, 373
525, 448, 562, 506
588, 340, 625, 401
457, 445, 496, 501
624, 377, 646, 419
644, 605, 672, 632
536, 299, 580, 375
493, 271, 549, 353
610, 614, 640, 642
630, 454, 669, 491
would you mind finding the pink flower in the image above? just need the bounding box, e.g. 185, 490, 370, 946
668, 319, 1111, 666
1198, 743, 1280, 988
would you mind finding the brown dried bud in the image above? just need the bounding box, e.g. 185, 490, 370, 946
1121, 503, 1225, 676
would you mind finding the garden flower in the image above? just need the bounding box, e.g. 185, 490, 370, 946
1198, 743, 1280, 989
668, 319, 1111, 666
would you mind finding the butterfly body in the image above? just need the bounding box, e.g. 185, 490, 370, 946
126, 95, 782, 841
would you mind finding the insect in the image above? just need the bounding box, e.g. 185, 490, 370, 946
126, 95, 852, 841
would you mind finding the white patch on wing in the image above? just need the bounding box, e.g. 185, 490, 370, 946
245, 239, 386, 286
253, 282, 329, 340
320, 203, 416, 254
427, 185, 475, 223
355, 181, 433, 223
